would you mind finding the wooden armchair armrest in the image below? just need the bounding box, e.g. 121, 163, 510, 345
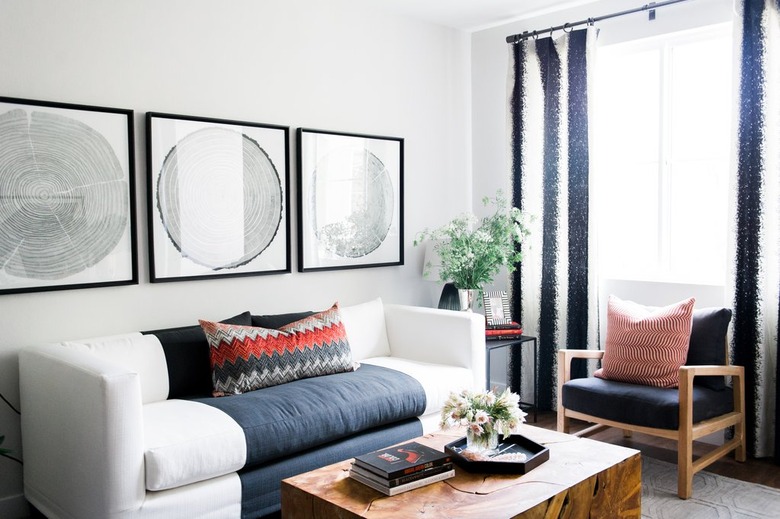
678, 365, 744, 379
558, 349, 604, 385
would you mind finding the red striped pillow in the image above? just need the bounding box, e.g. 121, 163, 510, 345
594, 296, 695, 388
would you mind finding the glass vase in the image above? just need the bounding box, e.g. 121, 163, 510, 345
466, 428, 499, 453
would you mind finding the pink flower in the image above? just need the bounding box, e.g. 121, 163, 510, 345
474, 410, 490, 424
469, 423, 484, 435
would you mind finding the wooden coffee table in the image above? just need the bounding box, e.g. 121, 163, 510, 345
281, 425, 641, 518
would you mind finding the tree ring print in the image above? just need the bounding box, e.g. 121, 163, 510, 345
157, 127, 282, 270
312, 148, 394, 258
0, 109, 128, 280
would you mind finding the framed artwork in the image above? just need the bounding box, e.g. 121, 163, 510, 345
146, 112, 290, 282
483, 290, 512, 327
297, 128, 403, 272
0, 96, 137, 295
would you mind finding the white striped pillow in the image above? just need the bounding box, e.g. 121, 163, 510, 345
594, 296, 695, 388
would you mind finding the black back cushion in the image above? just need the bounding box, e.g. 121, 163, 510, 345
144, 311, 252, 399
686, 307, 732, 391
251, 311, 314, 329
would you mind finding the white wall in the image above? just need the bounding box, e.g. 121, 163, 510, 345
0, 0, 471, 515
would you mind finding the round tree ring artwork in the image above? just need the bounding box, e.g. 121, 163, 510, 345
297, 128, 403, 272
0, 97, 137, 295
147, 113, 290, 282
312, 147, 394, 258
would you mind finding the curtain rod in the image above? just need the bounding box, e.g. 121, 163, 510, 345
506, 0, 691, 43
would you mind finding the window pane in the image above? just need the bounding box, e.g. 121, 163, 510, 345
670, 37, 733, 162
669, 159, 729, 283
597, 162, 659, 277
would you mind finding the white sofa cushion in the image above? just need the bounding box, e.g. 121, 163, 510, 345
340, 297, 391, 360
361, 356, 474, 416
61, 332, 169, 404
143, 400, 246, 491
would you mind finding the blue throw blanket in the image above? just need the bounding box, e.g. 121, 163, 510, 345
196, 363, 427, 467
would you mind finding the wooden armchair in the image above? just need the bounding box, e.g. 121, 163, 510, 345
557, 308, 746, 499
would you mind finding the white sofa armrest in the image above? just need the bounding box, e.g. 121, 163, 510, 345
383, 304, 485, 390
19, 344, 145, 519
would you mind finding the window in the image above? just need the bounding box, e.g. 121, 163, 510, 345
593, 23, 733, 285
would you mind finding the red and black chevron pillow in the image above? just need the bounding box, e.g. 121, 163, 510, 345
200, 303, 355, 397
595, 295, 695, 388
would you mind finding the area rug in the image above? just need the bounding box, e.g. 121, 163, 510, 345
642, 457, 780, 518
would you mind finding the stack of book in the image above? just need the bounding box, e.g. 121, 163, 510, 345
349, 441, 454, 496
486, 321, 523, 341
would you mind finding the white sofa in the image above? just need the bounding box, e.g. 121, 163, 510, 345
19, 299, 485, 518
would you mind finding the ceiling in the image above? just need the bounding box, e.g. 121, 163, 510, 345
362, 0, 601, 32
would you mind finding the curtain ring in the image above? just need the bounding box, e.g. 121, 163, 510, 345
587, 17, 595, 26
549, 26, 554, 38
532, 30, 538, 40
563, 22, 572, 34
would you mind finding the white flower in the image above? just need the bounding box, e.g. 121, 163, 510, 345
474, 410, 490, 424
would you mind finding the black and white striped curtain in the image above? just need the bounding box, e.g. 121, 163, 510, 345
731, 0, 779, 460
507, 28, 599, 411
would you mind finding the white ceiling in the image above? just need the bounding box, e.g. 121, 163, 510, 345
362, 0, 601, 32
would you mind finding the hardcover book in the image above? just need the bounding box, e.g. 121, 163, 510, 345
348, 467, 455, 496
349, 461, 454, 488
353, 441, 451, 480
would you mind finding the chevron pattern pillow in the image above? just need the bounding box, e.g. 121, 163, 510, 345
200, 303, 355, 396
594, 295, 695, 388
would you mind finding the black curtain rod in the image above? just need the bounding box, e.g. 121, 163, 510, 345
506, 0, 691, 43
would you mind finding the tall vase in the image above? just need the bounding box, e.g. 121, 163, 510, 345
457, 289, 477, 312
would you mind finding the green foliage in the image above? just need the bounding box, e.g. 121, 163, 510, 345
414, 191, 530, 290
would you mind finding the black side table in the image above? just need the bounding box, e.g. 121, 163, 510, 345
485, 336, 537, 422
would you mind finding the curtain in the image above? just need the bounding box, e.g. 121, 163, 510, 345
731, 0, 780, 459
507, 28, 599, 411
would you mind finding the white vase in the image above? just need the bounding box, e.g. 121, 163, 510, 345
457, 289, 477, 312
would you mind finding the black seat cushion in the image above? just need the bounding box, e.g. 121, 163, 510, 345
562, 377, 734, 430
686, 307, 732, 390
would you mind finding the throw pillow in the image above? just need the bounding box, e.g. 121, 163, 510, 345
686, 307, 732, 391
200, 303, 355, 396
595, 295, 695, 388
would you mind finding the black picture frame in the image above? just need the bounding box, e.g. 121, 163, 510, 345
146, 112, 290, 282
297, 128, 404, 272
0, 96, 137, 295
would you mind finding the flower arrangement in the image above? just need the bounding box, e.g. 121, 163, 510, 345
440, 388, 527, 452
414, 191, 529, 291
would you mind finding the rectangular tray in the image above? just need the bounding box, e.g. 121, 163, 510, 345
444, 434, 549, 474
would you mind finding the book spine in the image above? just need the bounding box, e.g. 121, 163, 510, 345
486, 334, 527, 341
354, 456, 452, 480
485, 329, 523, 336
351, 462, 453, 487
350, 469, 455, 496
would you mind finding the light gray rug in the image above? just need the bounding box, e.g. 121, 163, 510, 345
642, 457, 780, 518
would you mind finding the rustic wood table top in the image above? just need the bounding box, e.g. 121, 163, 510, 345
281, 424, 641, 518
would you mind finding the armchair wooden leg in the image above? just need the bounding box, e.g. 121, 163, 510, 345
622, 429, 633, 438
677, 437, 693, 499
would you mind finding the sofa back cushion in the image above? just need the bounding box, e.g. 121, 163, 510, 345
595, 295, 695, 388
61, 332, 170, 404
201, 303, 355, 396
340, 297, 391, 360
144, 311, 252, 399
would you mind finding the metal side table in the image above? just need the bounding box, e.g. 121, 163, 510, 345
485, 336, 537, 422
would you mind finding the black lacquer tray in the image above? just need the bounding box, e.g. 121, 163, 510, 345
444, 434, 550, 474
